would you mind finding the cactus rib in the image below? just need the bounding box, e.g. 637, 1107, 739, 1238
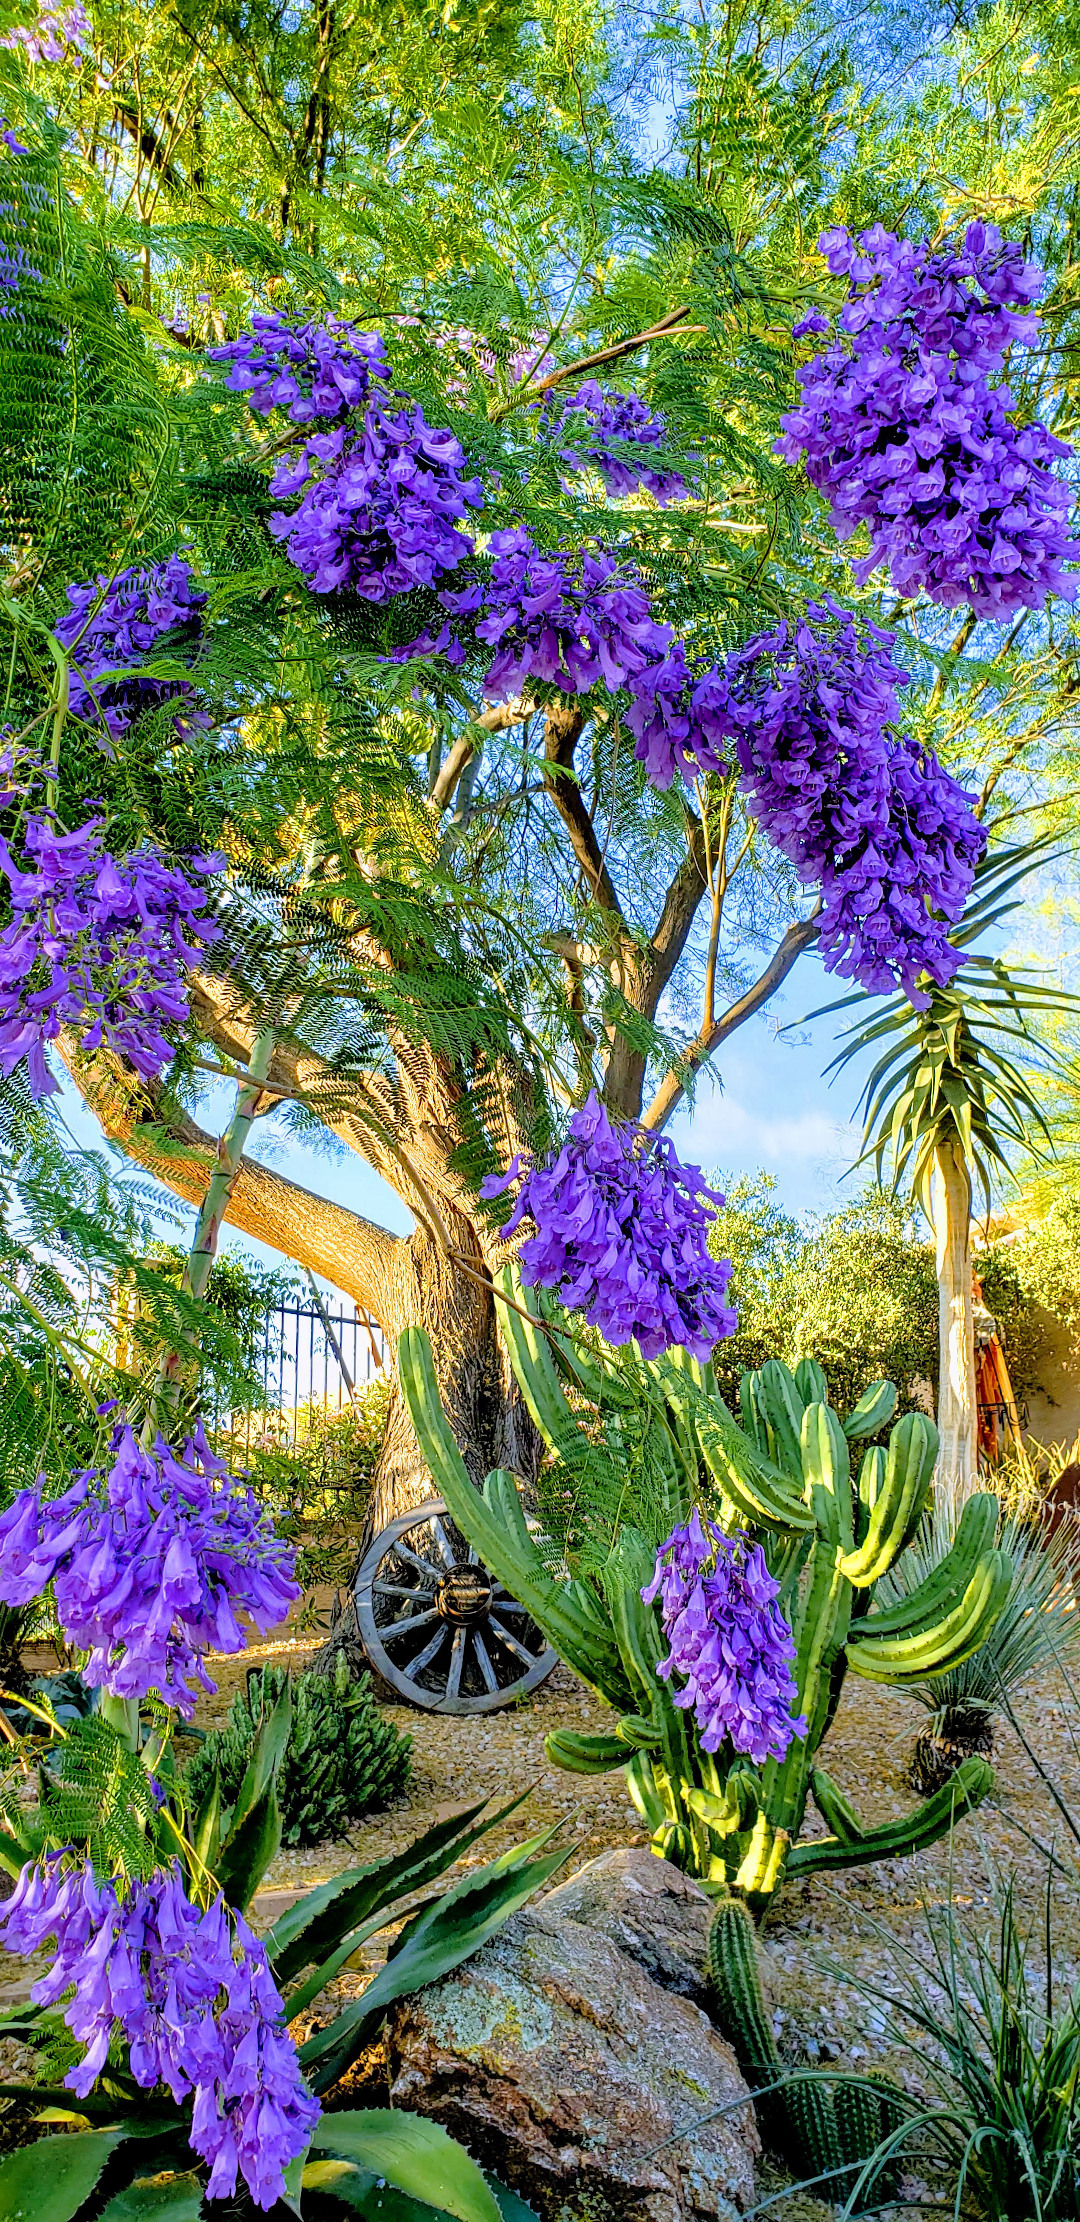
786, 1755, 993, 1877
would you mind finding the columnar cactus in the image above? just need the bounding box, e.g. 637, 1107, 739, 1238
399, 1267, 1003, 1914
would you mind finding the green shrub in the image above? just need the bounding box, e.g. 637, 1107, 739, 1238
186, 1654, 411, 1847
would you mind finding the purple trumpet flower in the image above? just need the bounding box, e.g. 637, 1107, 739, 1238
481, 1090, 737, 1361
266, 398, 484, 600
55, 555, 208, 743
209, 311, 391, 424
0, 812, 221, 1097
0, 1853, 320, 2209
0, 1, 89, 63
642, 1510, 806, 1765
778, 221, 1079, 617
0, 1420, 299, 1716
474, 529, 673, 699
541, 380, 689, 506
725, 599, 986, 1006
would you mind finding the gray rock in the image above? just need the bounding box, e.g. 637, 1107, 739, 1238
386, 1902, 758, 2222
539, 1847, 712, 2009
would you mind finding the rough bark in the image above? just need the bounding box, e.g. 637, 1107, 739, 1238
366, 1218, 541, 1539
933, 1138, 977, 1495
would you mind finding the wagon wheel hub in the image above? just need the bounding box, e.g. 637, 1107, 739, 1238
436, 1568, 493, 1625
354, 1495, 558, 1714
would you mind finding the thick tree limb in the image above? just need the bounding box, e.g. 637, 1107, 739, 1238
61, 1042, 402, 1319
640, 909, 822, 1132
542, 705, 627, 924
430, 699, 531, 811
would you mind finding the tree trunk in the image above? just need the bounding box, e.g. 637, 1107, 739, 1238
364, 1218, 541, 1543
933, 1138, 977, 1495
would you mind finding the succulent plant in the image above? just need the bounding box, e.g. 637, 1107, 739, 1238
399, 1264, 1004, 1915
185, 1653, 411, 1848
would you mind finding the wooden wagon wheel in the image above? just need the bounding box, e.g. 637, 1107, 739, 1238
354, 1496, 558, 1713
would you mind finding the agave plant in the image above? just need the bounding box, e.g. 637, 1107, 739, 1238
875, 1487, 1080, 1793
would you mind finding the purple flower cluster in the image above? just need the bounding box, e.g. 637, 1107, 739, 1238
0, 812, 221, 1097
55, 555, 208, 744
212, 313, 484, 600
726, 601, 986, 1003
0, 1854, 319, 2207
0, 1420, 299, 1716
208, 311, 389, 424
642, 1510, 806, 1765
481, 1089, 737, 1361
472, 528, 673, 699
0, 1, 89, 63
266, 401, 484, 599
543, 379, 688, 505
623, 639, 731, 787
778, 222, 1079, 617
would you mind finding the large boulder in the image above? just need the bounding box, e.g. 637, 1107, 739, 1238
539, 1847, 712, 2010
386, 1899, 758, 2222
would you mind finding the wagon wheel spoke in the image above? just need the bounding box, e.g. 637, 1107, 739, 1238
431, 1518, 457, 1568
487, 1616, 539, 1666
354, 1495, 559, 1715
446, 1627, 466, 1700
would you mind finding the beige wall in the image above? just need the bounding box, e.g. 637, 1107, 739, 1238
1021, 1303, 1080, 1452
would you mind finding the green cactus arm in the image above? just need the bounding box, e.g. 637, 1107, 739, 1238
794, 1357, 828, 1408
494, 1267, 610, 1471
809, 1766, 864, 1843
697, 1408, 815, 1533
846, 1549, 1011, 1680
852, 1491, 1000, 1638
801, 1402, 852, 1549
397, 1328, 628, 1700
750, 1360, 806, 1480
625, 1748, 669, 1831
602, 1527, 698, 1795
545, 1730, 628, 1774
842, 1380, 899, 1440
786, 1756, 993, 1876
839, 1413, 936, 1586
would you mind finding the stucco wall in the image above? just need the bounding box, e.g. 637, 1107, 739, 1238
1017, 1303, 1080, 1450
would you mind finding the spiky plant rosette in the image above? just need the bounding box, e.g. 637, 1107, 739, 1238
186, 1657, 412, 1849
642, 1508, 807, 1764
0, 1418, 299, 1716
0, 807, 221, 1096
778, 221, 1079, 616
481, 1089, 737, 1360
0, 1852, 319, 2208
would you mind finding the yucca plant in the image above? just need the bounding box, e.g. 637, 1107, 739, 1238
816, 1879, 1080, 2221
817, 840, 1075, 1497
875, 1488, 1080, 1793
185, 1654, 412, 1848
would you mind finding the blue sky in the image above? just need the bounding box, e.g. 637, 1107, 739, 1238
60, 949, 869, 1306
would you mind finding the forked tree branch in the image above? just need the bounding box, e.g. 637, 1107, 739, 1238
640, 908, 822, 1132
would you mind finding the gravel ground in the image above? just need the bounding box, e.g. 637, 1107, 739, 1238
5, 1621, 1080, 2214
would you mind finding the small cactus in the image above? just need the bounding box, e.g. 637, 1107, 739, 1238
185, 1655, 411, 1847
